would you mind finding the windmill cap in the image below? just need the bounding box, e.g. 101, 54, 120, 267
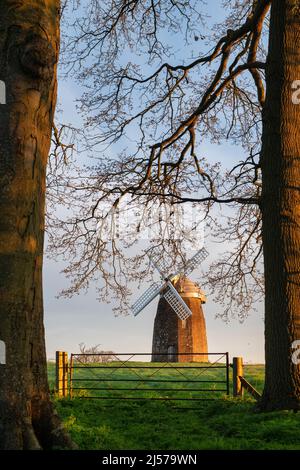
173, 276, 207, 303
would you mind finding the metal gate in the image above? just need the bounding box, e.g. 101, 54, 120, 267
69, 352, 230, 404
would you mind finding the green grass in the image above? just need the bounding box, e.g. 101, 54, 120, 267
48, 362, 300, 450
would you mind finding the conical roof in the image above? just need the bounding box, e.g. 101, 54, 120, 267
172, 276, 206, 303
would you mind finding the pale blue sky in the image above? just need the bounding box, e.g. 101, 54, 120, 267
44, 2, 265, 363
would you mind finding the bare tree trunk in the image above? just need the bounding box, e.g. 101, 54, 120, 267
260, 0, 300, 410
0, 0, 74, 449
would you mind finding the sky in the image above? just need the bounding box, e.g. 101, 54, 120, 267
43, 1, 265, 364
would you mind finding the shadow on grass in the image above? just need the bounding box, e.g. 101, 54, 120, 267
55, 397, 300, 450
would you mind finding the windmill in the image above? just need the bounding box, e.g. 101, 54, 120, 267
132, 246, 209, 362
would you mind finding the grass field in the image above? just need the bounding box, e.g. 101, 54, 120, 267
48, 362, 300, 450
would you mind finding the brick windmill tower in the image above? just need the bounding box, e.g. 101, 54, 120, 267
132, 247, 209, 363
152, 276, 208, 362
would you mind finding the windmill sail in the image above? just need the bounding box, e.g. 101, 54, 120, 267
163, 281, 192, 320
132, 281, 163, 316
148, 248, 171, 279
179, 247, 209, 276
132, 246, 208, 318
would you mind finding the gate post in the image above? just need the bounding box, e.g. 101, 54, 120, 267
233, 356, 243, 397
56, 351, 68, 397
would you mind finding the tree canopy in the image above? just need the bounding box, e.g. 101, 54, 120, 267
49, 0, 270, 318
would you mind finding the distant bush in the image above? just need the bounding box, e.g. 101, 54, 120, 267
76, 343, 115, 363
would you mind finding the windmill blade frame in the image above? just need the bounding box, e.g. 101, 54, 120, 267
178, 247, 209, 277
163, 281, 193, 320
148, 248, 171, 279
132, 281, 164, 316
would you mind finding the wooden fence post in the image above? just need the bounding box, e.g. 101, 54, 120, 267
233, 356, 243, 397
56, 351, 68, 397
69, 354, 74, 399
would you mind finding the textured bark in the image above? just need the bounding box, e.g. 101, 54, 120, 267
260, 0, 300, 410
0, 0, 74, 449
